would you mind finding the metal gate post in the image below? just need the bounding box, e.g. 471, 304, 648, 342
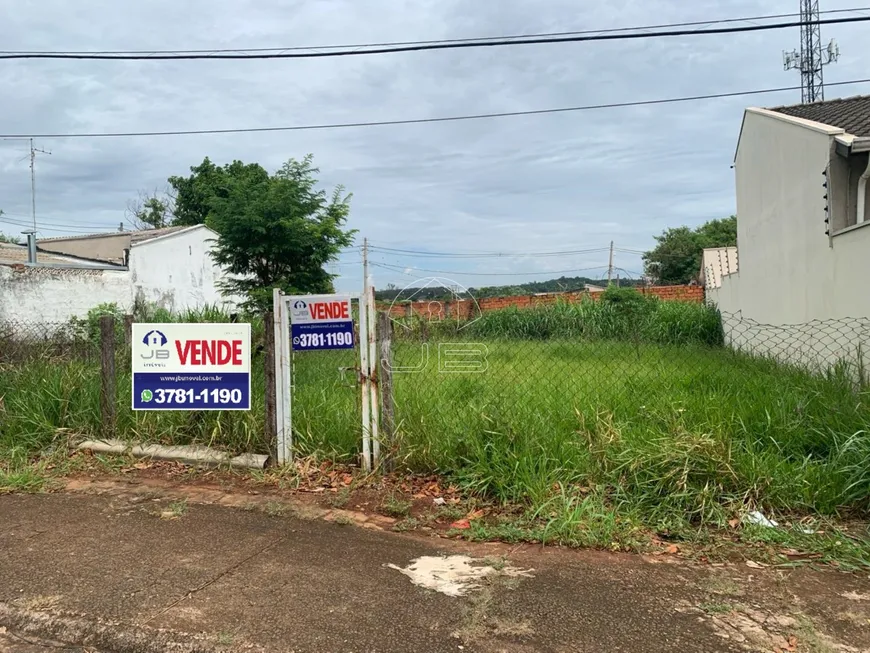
273, 288, 293, 465
359, 292, 372, 472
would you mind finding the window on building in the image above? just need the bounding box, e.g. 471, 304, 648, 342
828, 151, 870, 233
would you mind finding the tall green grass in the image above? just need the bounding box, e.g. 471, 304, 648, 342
3, 295, 869, 530
397, 291, 724, 347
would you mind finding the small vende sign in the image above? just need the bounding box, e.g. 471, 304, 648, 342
290, 294, 355, 351
132, 323, 251, 410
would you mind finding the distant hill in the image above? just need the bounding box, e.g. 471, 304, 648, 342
374, 275, 642, 301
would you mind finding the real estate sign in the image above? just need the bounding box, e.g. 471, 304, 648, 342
132, 323, 251, 411
289, 294, 355, 350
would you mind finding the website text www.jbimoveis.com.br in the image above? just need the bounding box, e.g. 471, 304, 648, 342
158, 374, 224, 382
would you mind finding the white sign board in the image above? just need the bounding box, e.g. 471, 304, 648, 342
132, 322, 251, 410
289, 294, 354, 350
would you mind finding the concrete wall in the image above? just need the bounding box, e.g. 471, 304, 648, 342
0, 265, 131, 324
130, 227, 235, 312
380, 285, 705, 319
709, 108, 870, 323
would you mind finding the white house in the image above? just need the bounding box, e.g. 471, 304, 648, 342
706, 94, 870, 368
0, 225, 237, 323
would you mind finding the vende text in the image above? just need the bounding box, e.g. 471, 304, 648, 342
175, 340, 243, 366
309, 302, 349, 320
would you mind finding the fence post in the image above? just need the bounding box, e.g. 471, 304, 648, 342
377, 311, 395, 470
263, 311, 278, 463
100, 315, 116, 439
123, 314, 133, 347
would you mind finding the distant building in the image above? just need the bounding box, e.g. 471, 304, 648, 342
0, 225, 237, 323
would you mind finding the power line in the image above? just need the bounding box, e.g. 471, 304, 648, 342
371, 261, 610, 277
0, 211, 115, 229
3, 16, 869, 61
6, 8, 868, 56
368, 245, 611, 258
0, 218, 112, 235
4, 78, 869, 140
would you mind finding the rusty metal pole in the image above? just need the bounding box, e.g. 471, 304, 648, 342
100, 315, 116, 439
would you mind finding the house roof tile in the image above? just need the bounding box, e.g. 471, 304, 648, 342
771, 94, 870, 137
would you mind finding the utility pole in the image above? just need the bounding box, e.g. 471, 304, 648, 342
607, 240, 614, 285
362, 237, 369, 297
28, 139, 51, 231
783, 0, 839, 103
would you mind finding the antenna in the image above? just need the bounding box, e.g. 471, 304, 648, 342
3, 137, 52, 231
782, 0, 840, 103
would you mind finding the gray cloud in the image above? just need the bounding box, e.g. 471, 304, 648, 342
1, 0, 868, 289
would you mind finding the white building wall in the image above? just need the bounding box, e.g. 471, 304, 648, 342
710, 109, 870, 323
707, 109, 870, 373
0, 265, 131, 324
129, 226, 236, 312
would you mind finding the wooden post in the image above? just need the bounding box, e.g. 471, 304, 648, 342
377, 312, 395, 470
100, 315, 116, 439
263, 311, 278, 463
123, 314, 133, 347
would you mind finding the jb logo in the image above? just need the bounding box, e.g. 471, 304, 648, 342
384, 343, 488, 374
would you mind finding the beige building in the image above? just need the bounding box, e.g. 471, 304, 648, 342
706, 95, 870, 369
708, 95, 870, 322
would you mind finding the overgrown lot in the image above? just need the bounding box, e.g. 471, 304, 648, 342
3, 292, 869, 547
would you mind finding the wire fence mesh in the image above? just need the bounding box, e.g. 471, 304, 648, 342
2, 303, 869, 468
0, 319, 103, 366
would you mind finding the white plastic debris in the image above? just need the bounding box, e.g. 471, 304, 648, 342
745, 510, 778, 528
433, 497, 446, 506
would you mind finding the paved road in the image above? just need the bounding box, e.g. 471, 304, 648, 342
2, 490, 868, 652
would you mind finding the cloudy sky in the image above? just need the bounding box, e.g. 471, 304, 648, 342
1, 0, 868, 291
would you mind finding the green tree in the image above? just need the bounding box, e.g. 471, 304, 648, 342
643, 216, 736, 285
208, 155, 356, 310
126, 191, 173, 230
169, 158, 267, 226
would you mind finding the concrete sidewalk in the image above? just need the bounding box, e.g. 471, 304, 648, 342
2, 490, 869, 652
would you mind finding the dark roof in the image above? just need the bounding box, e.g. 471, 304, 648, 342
39, 225, 190, 243
771, 95, 870, 137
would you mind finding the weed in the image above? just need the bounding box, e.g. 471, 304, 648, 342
156, 499, 187, 520
382, 493, 412, 518
434, 505, 466, 522
393, 517, 420, 532
329, 487, 351, 509
333, 513, 353, 526
216, 631, 234, 646
0, 465, 51, 494
481, 556, 507, 571
264, 501, 286, 517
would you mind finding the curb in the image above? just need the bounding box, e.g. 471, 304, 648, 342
0, 602, 243, 652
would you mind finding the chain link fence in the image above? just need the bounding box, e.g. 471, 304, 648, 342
0, 319, 103, 367
3, 300, 870, 508
376, 301, 870, 509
